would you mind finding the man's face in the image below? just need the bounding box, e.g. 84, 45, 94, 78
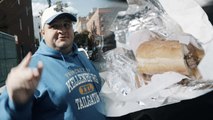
42, 17, 74, 54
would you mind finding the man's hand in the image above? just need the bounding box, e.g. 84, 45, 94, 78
6, 52, 43, 104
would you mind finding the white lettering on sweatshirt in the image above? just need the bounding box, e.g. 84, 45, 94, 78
75, 92, 100, 110
66, 73, 99, 93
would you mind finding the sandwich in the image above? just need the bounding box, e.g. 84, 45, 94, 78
136, 39, 204, 80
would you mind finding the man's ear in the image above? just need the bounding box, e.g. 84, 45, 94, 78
40, 28, 46, 40
41, 29, 45, 36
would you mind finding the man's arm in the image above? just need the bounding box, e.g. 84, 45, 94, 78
0, 52, 43, 119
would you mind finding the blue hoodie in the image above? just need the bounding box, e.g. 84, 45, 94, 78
0, 40, 106, 120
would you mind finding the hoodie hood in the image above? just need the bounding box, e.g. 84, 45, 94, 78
35, 39, 79, 58
34, 39, 90, 70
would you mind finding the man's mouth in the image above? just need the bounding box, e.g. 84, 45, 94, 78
58, 36, 67, 39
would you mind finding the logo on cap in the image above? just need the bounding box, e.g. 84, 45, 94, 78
54, 4, 63, 12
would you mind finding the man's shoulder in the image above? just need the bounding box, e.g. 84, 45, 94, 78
29, 54, 44, 67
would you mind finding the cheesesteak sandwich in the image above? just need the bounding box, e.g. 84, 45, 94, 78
136, 39, 204, 80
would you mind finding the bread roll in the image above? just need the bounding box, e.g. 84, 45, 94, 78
136, 40, 204, 78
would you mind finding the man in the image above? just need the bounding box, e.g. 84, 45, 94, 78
0, 5, 106, 120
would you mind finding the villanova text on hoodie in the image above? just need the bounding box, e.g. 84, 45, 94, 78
0, 40, 106, 120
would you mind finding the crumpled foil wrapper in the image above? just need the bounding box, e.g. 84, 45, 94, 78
111, 0, 182, 44
106, 0, 208, 94
176, 79, 213, 90
100, 48, 142, 96
99, 0, 213, 117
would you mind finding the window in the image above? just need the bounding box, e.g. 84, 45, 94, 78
26, 7, 29, 16
100, 17, 104, 22
19, 18, 22, 31
28, 26, 30, 36
82, 24, 87, 30
101, 26, 104, 31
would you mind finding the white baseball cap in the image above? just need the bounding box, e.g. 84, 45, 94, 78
41, 5, 77, 29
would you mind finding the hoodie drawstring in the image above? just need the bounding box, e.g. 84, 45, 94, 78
60, 52, 70, 69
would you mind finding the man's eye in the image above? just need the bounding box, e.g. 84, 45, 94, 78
50, 24, 60, 29
63, 23, 72, 29
50, 22, 72, 29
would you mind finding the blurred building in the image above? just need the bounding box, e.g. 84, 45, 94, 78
0, 0, 35, 62
88, 7, 122, 36
76, 7, 126, 35
76, 7, 126, 53
76, 16, 88, 33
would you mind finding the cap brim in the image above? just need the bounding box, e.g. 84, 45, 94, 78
46, 13, 77, 24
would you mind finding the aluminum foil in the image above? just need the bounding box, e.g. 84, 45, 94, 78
101, 48, 142, 96
176, 79, 213, 90
99, 0, 213, 117
111, 0, 182, 44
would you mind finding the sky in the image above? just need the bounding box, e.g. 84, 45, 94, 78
31, 0, 127, 17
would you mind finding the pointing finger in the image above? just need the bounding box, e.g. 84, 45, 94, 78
18, 52, 32, 68
37, 61, 43, 75
33, 61, 43, 79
